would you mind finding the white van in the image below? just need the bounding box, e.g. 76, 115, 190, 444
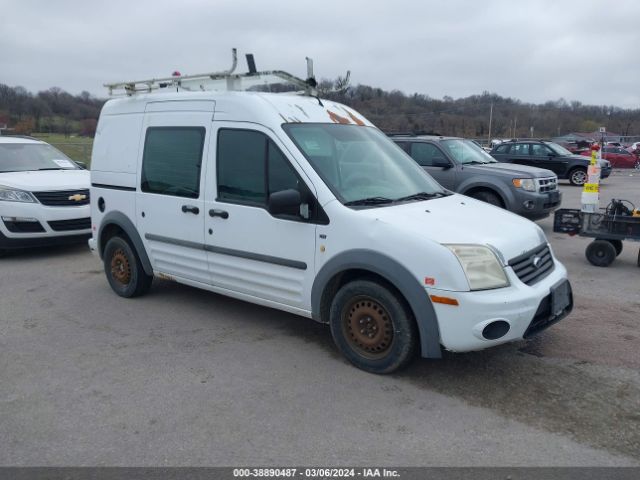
89, 73, 572, 373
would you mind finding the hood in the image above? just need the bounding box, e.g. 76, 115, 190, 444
358, 194, 545, 262
0, 170, 90, 191
461, 162, 555, 178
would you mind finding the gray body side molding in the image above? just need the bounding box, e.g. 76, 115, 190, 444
311, 250, 442, 359
98, 211, 153, 276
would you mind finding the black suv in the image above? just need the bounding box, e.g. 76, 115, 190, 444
391, 135, 562, 219
490, 140, 611, 186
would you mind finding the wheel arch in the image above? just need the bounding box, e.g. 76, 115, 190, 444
98, 211, 153, 276
460, 181, 510, 208
311, 250, 442, 358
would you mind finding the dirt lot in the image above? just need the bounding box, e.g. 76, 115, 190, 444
0, 172, 639, 466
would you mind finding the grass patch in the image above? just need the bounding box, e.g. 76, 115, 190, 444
32, 133, 93, 166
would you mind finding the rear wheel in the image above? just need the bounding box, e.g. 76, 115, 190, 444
585, 240, 616, 267
329, 280, 418, 374
600, 238, 623, 256
569, 168, 588, 186
103, 236, 152, 297
469, 190, 503, 208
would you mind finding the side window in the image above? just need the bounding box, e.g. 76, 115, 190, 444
217, 128, 303, 206
141, 127, 205, 198
394, 141, 410, 153
217, 130, 266, 204
268, 142, 299, 193
511, 143, 531, 156
410, 143, 446, 166
495, 144, 510, 154
531, 144, 551, 156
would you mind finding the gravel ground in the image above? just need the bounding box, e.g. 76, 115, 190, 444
0, 171, 638, 466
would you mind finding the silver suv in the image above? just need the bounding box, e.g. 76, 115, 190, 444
392, 135, 562, 220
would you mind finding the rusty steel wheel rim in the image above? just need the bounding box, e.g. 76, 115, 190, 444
342, 296, 394, 359
110, 248, 132, 286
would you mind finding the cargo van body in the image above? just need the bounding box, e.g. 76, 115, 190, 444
89, 91, 572, 373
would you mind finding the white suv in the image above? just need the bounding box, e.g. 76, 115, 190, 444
0, 136, 91, 255
89, 91, 573, 373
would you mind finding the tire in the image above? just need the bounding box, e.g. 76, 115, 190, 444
329, 280, 418, 374
585, 240, 616, 267
103, 236, 153, 297
569, 168, 588, 186
469, 190, 503, 208
600, 238, 623, 256
637, 248, 640, 268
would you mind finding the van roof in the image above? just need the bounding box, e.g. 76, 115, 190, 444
100, 91, 374, 129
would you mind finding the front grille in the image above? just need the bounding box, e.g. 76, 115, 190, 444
536, 177, 558, 193
47, 217, 91, 232
508, 243, 554, 285
33, 189, 90, 206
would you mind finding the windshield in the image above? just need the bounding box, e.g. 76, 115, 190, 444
441, 139, 497, 164
0, 143, 78, 173
283, 124, 446, 206
547, 142, 573, 156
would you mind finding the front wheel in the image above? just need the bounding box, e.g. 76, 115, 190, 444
103, 236, 153, 297
469, 190, 503, 208
569, 168, 588, 186
329, 280, 418, 374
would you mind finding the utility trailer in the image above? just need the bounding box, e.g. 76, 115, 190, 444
553, 202, 640, 267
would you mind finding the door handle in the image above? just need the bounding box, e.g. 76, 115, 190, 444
209, 209, 229, 219
181, 205, 200, 215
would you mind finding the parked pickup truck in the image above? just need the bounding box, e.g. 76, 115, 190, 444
391, 135, 562, 220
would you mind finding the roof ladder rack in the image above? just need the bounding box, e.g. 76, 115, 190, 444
103, 49, 344, 97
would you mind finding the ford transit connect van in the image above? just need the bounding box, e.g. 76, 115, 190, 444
89, 78, 572, 373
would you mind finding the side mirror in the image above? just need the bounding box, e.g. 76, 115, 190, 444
547, 152, 557, 158
432, 157, 452, 169
74, 161, 87, 169
268, 189, 306, 218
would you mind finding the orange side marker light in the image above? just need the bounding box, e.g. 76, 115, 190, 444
430, 295, 459, 306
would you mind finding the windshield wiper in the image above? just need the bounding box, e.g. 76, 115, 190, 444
344, 196, 394, 206
36, 167, 66, 171
395, 191, 450, 202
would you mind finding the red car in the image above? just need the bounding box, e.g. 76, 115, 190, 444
580, 146, 637, 168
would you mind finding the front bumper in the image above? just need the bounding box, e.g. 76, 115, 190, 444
0, 202, 90, 250
428, 256, 572, 352
514, 189, 563, 219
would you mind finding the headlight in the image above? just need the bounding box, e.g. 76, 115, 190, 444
0, 186, 36, 203
445, 244, 509, 291
512, 178, 536, 192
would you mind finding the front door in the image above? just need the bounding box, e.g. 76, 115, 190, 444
203, 123, 319, 313
136, 107, 213, 284
409, 142, 456, 189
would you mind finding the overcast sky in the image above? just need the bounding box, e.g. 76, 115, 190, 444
1, 0, 638, 107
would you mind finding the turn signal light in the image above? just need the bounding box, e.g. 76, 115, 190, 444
430, 295, 459, 306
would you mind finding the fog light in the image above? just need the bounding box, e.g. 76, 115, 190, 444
482, 320, 510, 340
523, 200, 535, 210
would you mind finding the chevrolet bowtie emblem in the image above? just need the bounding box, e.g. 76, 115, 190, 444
68, 193, 87, 202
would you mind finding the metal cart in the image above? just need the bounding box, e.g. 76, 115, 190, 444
553, 207, 640, 267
